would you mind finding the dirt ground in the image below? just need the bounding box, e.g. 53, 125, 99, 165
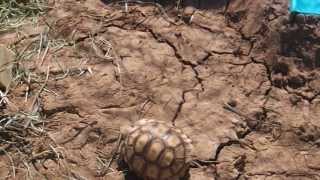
1, 0, 320, 179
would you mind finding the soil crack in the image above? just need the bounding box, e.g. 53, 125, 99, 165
171, 90, 186, 125
147, 28, 205, 91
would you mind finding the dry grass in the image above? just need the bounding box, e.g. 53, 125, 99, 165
0, 0, 66, 179
1, 0, 130, 178
0, 0, 50, 33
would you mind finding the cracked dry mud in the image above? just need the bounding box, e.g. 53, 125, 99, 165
1, 0, 320, 179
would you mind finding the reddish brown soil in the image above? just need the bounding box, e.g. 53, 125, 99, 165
1, 0, 320, 179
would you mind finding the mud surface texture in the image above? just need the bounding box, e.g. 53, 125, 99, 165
1, 0, 320, 179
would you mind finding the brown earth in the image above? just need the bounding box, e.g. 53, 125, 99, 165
1, 0, 320, 179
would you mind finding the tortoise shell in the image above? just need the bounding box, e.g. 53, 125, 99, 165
120, 119, 193, 180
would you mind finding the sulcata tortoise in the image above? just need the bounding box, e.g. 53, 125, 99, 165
119, 119, 194, 180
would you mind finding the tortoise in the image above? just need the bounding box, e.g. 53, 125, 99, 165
119, 118, 194, 180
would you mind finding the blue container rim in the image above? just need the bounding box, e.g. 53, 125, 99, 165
289, 0, 320, 16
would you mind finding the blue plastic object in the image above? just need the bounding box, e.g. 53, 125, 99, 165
290, 0, 320, 15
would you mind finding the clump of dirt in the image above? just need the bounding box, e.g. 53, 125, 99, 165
0, 0, 320, 179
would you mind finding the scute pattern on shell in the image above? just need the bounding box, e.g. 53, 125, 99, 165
121, 119, 193, 180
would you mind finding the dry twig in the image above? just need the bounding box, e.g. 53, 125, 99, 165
30, 66, 50, 112
97, 133, 123, 176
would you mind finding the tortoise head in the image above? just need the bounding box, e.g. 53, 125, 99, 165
120, 124, 131, 138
